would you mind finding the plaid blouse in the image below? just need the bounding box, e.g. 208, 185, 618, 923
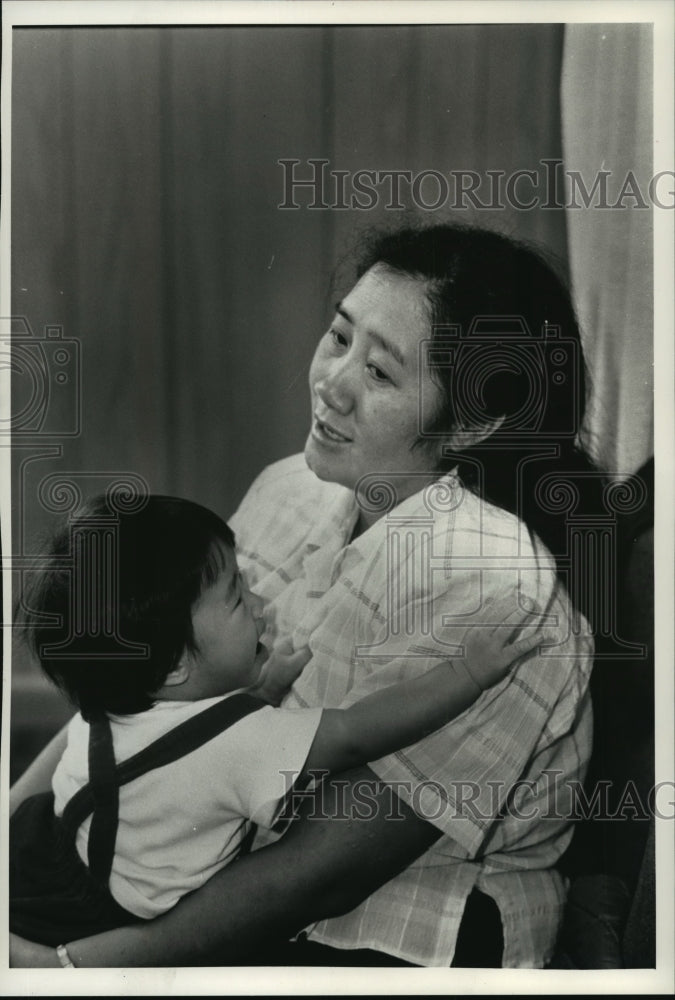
230, 455, 594, 967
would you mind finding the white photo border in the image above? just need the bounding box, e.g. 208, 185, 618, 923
1, 1, 672, 995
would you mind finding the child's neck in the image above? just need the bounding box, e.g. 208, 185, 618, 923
153, 681, 241, 703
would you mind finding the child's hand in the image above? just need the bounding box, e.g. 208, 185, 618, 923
251, 638, 311, 706
455, 592, 555, 693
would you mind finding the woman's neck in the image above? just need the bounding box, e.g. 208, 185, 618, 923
351, 470, 443, 539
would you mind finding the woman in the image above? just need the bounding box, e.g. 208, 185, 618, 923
10, 224, 596, 968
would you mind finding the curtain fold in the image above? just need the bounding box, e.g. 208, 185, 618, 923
561, 24, 653, 476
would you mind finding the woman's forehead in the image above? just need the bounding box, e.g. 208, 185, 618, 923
342, 265, 432, 351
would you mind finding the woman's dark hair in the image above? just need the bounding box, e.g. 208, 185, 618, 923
19, 494, 234, 720
356, 223, 602, 616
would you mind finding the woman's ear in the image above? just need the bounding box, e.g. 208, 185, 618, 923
447, 414, 506, 451
161, 656, 192, 688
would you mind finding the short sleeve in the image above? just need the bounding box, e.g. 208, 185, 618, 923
214, 704, 322, 829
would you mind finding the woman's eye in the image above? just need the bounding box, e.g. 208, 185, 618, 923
367, 363, 390, 384
329, 328, 348, 348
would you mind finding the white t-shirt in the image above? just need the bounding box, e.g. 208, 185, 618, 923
52, 695, 322, 919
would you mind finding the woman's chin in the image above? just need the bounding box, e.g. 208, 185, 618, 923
304, 436, 350, 487
304, 438, 328, 480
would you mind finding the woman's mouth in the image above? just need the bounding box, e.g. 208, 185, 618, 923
313, 417, 352, 444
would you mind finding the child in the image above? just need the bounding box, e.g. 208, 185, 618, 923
10, 493, 543, 948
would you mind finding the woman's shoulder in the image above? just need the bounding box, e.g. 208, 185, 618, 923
401, 476, 557, 568
230, 454, 353, 553
235, 453, 345, 512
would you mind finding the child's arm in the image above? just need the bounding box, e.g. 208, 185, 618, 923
9, 723, 69, 816
302, 615, 551, 779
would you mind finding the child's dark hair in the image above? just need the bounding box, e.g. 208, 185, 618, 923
20, 494, 234, 720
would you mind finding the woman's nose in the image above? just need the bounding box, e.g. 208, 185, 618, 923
314, 362, 354, 415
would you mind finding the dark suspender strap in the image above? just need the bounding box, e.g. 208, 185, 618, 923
86, 714, 120, 886
62, 692, 264, 836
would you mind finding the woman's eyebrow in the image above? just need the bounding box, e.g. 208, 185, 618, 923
334, 301, 406, 368
369, 330, 405, 368
335, 301, 352, 323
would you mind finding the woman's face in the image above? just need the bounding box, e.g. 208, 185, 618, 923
305, 265, 444, 506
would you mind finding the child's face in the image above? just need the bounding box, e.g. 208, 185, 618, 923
183, 545, 268, 698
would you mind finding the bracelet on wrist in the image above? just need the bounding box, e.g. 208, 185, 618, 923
56, 943, 75, 969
